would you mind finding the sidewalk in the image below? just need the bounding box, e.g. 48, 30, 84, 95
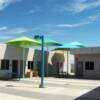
0, 78, 100, 100
0, 93, 41, 100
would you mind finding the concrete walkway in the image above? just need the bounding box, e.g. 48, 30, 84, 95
0, 78, 100, 100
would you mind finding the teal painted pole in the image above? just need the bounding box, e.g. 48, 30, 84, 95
39, 35, 44, 88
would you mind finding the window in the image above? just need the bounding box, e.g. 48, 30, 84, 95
90, 62, 94, 70
28, 61, 34, 70
85, 62, 90, 70
1, 59, 9, 70
85, 61, 94, 70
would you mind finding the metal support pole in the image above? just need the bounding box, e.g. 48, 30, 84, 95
46, 47, 49, 76
39, 35, 44, 88
67, 50, 69, 77
23, 47, 25, 78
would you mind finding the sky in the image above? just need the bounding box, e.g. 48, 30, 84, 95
0, 0, 100, 46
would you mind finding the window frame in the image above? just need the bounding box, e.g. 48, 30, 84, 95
28, 61, 34, 70
1, 59, 10, 70
85, 61, 94, 70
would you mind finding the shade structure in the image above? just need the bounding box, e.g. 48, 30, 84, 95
6, 36, 41, 47
53, 41, 85, 77
6, 36, 41, 78
54, 41, 85, 51
68, 41, 85, 48
43, 38, 62, 47
43, 38, 62, 76
35, 38, 62, 76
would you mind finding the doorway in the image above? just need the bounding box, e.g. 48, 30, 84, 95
12, 60, 18, 78
37, 61, 41, 77
76, 61, 83, 78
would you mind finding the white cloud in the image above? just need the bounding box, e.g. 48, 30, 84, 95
0, 27, 28, 42
29, 9, 37, 14
56, 21, 92, 28
7, 27, 28, 34
88, 12, 100, 21
0, 0, 22, 11
56, 12, 100, 28
29, 10, 36, 14
28, 8, 40, 14
63, 0, 100, 13
0, 27, 28, 35
0, 26, 8, 31
88, 15, 98, 21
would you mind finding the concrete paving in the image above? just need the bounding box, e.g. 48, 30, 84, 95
0, 78, 100, 100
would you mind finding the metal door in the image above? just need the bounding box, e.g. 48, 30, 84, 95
37, 61, 41, 77
76, 61, 83, 78
12, 60, 18, 78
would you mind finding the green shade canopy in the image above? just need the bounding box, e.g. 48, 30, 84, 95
6, 36, 41, 47
5, 36, 41, 78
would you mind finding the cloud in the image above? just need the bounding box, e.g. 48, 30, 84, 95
88, 12, 100, 21
88, 15, 98, 21
63, 0, 100, 13
28, 7, 40, 15
6, 27, 28, 34
0, 0, 22, 11
0, 27, 28, 42
29, 10, 36, 14
29, 9, 38, 14
0, 26, 8, 31
56, 12, 100, 28
56, 21, 92, 28
0, 27, 28, 35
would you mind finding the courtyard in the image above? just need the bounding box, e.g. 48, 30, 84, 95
0, 78, 100, 100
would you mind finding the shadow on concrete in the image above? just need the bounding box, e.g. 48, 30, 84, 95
75, 86, 100, 100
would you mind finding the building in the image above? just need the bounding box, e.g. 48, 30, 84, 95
71, 47, 100, 79
0, 44, 74, 79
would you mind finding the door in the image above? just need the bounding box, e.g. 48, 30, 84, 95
76, 61, 83, 78
37, 61, 41, 77
12, 60, 18, 78
56, 62, 59, 74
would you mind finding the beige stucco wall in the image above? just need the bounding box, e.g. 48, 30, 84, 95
75, 54, 100, 78
48, 52, 65, 75
0, 44, 34, 78
0, 44, 75, 78
0, 44, 49, 78
71, 47, 100, 54
48, 51, 74, 76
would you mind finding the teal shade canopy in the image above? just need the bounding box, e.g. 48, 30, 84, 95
53, 41, 85, 51
68, 41, 85, 48
36, 38, 62, 47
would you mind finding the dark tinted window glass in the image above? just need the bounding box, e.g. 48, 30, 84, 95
28, 61, 34, 70
1, 60, 9, 70
85, 61, 94, 70
85, 62, 89, 70
90, 62, 94, 70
